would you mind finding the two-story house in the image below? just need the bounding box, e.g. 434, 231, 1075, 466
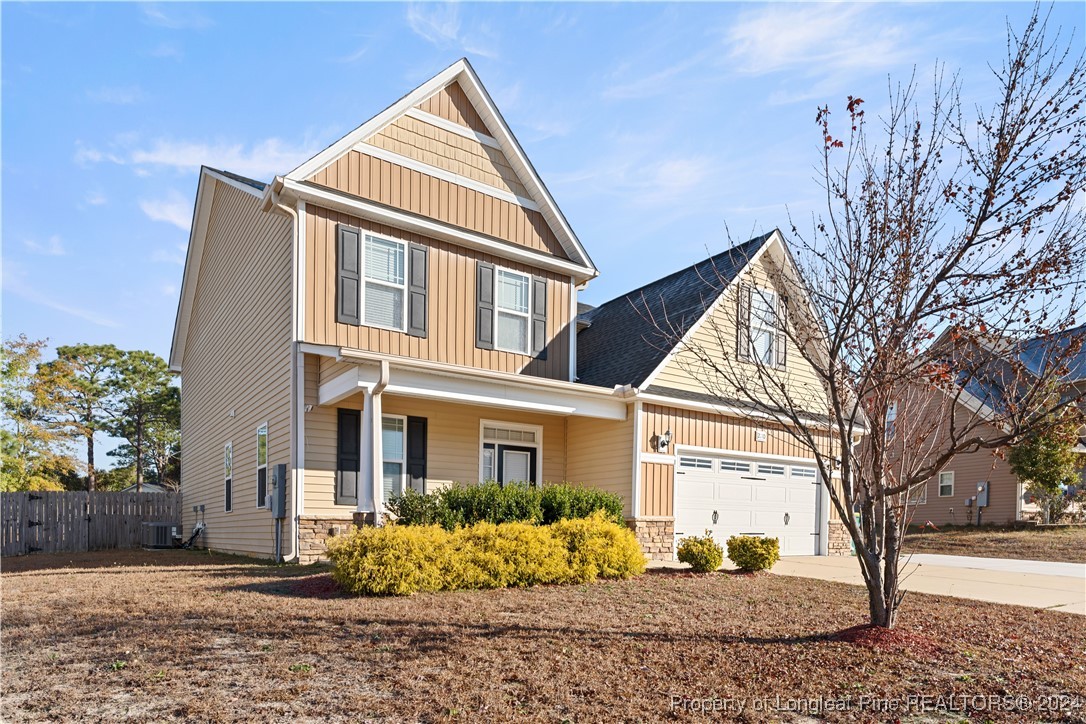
169, 59, 848, 563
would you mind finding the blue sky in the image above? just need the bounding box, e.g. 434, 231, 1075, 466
3, 2, 1082, 355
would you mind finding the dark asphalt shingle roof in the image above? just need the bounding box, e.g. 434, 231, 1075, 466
576, 232, 773, 389
210, 167, 267, 192
1017, 323, 1086, 382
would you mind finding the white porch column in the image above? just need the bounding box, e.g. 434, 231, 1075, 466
370, 390, 384, 523
358, 389, 376, 516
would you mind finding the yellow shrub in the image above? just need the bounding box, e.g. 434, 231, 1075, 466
677, 531, 724, 573
326, 524, 448, 596
551, 511, 646, 582
726, 535, 780, 571
451, 521, 571, 588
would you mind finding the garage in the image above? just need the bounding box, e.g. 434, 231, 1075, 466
673, 452, 823, 557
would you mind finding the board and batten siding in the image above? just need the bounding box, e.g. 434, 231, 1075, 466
304, 204, 571, 380
652, 254, 828, 412
308, 151, 565, 259
179, 182, 294, 557
565, 413, 635, 517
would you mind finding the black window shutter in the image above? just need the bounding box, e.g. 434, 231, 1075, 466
336, 409, 361, 506
336, 225, 362, 325
775, 295, 787, 368
476, 261, 495, 350
407, 243, 428, 338
406, 416, 427, 493
737, 282, 752, 361
531, 276, 548, 359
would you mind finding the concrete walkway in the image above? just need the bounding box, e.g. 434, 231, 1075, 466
771, 554, 1086, 615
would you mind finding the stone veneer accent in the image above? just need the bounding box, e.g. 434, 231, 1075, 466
297, 516, 356, 564
627, 517, 675, 560
827, 519, 851, 556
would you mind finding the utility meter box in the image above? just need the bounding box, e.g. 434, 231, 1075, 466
268, 463, 287, 519
976, 481, 990, 508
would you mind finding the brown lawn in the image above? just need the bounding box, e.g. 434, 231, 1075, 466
904, 525, 1086, 564
2, 550, 1084, 723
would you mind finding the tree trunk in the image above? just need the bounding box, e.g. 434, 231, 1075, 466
86, 432, 96, 492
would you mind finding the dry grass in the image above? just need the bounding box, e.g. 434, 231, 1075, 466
2, 550, 1084, 722
904, 525, 1086, 563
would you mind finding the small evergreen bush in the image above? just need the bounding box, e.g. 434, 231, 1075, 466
726, 536, 780, 571
387, 482, 624, 529
326, 524, 448, 596
676, 531, 724, 572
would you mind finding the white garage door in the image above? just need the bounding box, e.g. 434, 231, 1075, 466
673, 454, 821, 557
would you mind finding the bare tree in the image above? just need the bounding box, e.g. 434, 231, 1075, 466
651, 7, 1085, 628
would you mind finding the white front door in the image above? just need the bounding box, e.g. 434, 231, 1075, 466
673, 454, 820, 556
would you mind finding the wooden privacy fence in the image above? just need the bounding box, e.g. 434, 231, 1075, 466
1, 491, 182, 557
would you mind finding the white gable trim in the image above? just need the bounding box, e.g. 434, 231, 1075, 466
284, 58, 595, 274
206, 168, 264, 199
279, 177, 596, 281
353, 143, 540, 211
169, 169, 218, 373
638, 231, 781, 389
404, 107, 502, 150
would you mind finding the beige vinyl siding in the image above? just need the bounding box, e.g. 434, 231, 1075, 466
652, 254, 827, 412
304, 204, 572, 380
415, 81, 489, 134
565, 413, 635, 516
179, 182, 294, 557
303, 354, 362, 516
365, 115, 528, 198
308, 151, 566, 259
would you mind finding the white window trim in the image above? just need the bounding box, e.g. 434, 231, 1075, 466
493, 266, 532, 355
224, 442, 233, 513
479, 419, 543, 484
255, 423, 268, 508
908, 483, 928, 505
939, 470, 955, 498
382, 414, 408, 500
749, 286, 779, 367
359, 232, 408, 333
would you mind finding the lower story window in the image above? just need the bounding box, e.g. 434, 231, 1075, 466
908, 484, 928, 505
382, 415, 406, 501
939, 471, 954, 497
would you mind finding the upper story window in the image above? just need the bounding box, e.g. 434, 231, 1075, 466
738, 283, 785, 368
886, 401, 898, 441
336, 224, 428, 337
364, 235, 407, 331
496, 269, 531, 354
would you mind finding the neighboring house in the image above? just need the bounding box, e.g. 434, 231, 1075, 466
170, 59, 846, 563
911, 324, 1086, 526
120, 482, 171, 494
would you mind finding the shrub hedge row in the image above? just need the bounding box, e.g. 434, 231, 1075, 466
327, 511, 646, 596
385, 482, 625, 529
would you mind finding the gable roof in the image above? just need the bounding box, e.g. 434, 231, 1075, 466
576, 232, 774, 388
283, 58, 595, 276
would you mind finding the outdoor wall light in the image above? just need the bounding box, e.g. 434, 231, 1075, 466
656, 429, 672, 452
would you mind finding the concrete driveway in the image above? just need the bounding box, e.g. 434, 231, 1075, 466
772, 554, 1086, 615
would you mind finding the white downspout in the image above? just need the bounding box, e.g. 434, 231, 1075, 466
272, 190, 302, 562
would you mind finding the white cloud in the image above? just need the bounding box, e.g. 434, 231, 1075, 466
724, 5, 914, 77
87, 85, 145, 104
160, 283, 178, 297
152, 243, 187, 265
140, 191, 192, 230
3, 262, 119, 328
130, 137, 316, 178
73, 142, 124, 167
23, 235, 66, 256
140, 4, 212, 30
84, 189, 108, 206
602, 53, 710, 101
149, 42, 183, 60
405, 2, 498, 59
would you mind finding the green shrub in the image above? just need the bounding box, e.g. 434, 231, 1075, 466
387, 482, 624, 529
541, 485, 625, 526
328, 514, 646, 596
326, 524, 448, 596
726, 536, 780, 572
676, 531, 724, 572
551, 511, 646, 582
